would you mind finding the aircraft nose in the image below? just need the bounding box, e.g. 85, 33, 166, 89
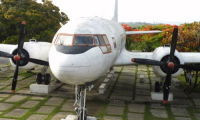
61, 54, 89, 67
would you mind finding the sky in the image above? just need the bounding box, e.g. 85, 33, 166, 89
37, 0, 200, 25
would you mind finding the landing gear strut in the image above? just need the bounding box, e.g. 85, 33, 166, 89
36, 66, 51, 85
74, 85, 88, 120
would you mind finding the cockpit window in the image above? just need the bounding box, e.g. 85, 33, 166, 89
55, 35, 73, 46
74, 36, 94, 46
94, 36, 100, 45
98, 36, 105, 45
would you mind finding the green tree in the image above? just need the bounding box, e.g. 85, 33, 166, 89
0, 0, 69, 44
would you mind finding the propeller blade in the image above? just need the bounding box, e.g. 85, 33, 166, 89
23, 58, 49, 66
170, 26, 178, 62
10, 21, 26, 93
131, 58, 166, 66
175, 64, 200, 71
163, 70, 171, 104
18, 21, 26, 54
11, 61, 19, 93
0, 51, 13, 58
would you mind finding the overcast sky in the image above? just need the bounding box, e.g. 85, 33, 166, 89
38, 0, 200, 25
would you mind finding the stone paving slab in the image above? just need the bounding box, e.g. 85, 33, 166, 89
105, 106, 124, 115
114, 84, 133, 90
128, 104, 145, 113
108, 101, 125, 107
104, 116, 122, 120
135, 89, 150, 96
137, 78, 149, 84
136, 83, 150, 90
44, 97, 64, 106
175, 117, 192, 120
150, 109, 168, 118
5, 95, 27, 102
21, 100, 40, 108
0, 103, 13, 111
127, 113, 144, 120
172, 99, 193, 107
117, 79, 134, 84
5, 109, 28, 117
110, 95, 133, 101
120, 72, 135, 76
27, 114, 48, 120
112, 90, 133, 96
171, 107, 189, 116
194, 113, 200, 120
135, 95, 152, 102
52, 112, 72, 120
150, 103, 165, 109
61, 102, 74, 111
118, 76, 134, 80
36, 106, 56, 113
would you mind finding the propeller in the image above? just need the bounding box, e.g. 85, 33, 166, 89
0, 21, 49, 93
132, 26, 200, 104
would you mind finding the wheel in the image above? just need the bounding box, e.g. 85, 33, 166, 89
44, 73, 51, 85
155, 81, 160, 92
36, 73, 43, 84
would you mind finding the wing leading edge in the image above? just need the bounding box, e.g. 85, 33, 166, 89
126, 31, 162, 35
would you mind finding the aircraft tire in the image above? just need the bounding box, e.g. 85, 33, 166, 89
155, 81, 160, 92
44, 73, 51, 85
36, 73, 43, 84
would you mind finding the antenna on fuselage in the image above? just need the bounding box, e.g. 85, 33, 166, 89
112, 0, 118, 22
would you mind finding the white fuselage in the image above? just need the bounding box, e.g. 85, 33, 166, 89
49, 17, 126, 85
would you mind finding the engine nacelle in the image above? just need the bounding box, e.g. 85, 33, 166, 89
9, 41, 51, 70
152, 45, 184, 77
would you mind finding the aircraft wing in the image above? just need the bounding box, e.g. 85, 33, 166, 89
126, 31, 162, 35
0, 44, 16, 53
0, 44, 16, 64
114, 49, 153, 66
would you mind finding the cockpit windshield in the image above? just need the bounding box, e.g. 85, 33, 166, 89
74, 36, 94, 45
54, 34, 110, 48
54, 34, 112, 53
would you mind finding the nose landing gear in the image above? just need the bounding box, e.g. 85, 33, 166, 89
74, 85, 88, 120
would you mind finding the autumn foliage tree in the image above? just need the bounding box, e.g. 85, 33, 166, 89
122, 22, 200, 52
0, 0, 69, 44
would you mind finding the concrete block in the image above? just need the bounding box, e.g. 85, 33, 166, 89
99, 83, 107, 94
61, 115, 97, 120
151, 91, 173, 101
172, 78, 180, 87
107, 73, 113, 78
30, 84, 59, 94
103, 78, 110, 83
110, 70, 115, 74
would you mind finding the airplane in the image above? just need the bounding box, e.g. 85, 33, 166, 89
1, 0, 200, 119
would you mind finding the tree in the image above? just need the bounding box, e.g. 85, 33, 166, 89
0, 0, 69, 44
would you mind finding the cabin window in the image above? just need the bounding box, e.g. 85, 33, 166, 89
74, 35, 94, 46
55, 35, 73, 46
112, 37, 117, 48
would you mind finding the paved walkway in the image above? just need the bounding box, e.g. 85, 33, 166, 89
0, 65, 199, 120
